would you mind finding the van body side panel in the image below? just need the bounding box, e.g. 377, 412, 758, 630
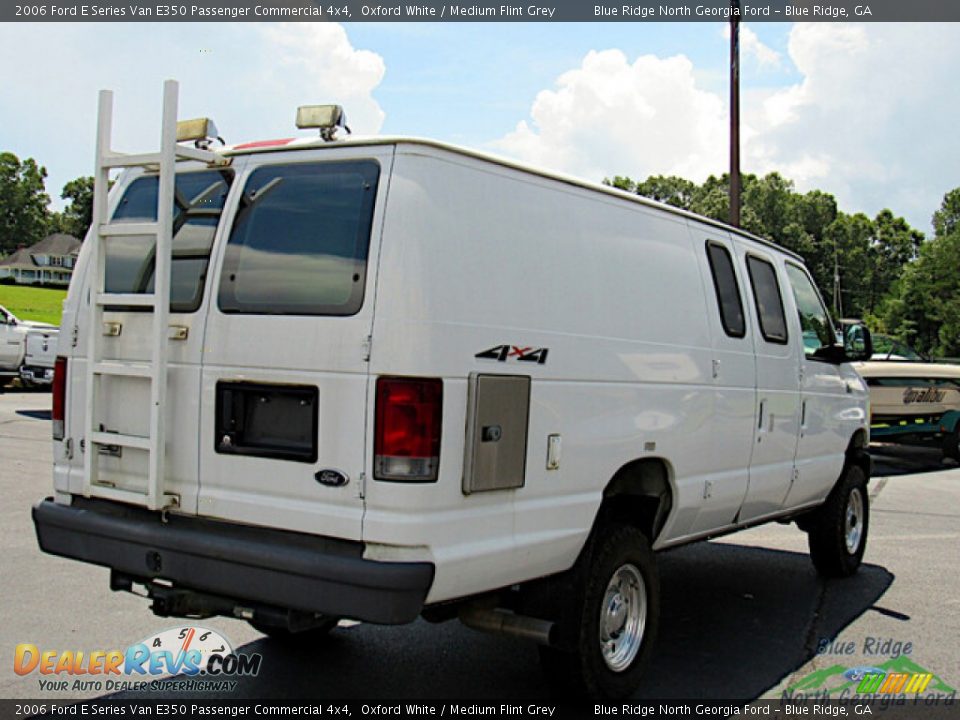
684, 225, 756, 536
364, 147, 715, 602
196, 147, 394, 540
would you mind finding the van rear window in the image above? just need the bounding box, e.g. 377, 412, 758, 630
106, 170, 233, 313
217, 160, 380, 316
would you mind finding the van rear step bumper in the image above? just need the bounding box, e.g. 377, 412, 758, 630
32, 497, 434, 625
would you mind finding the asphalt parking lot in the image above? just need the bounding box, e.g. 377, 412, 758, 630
2, 388, 958, 701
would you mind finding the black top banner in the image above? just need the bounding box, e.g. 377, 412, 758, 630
6, 0, 960, 22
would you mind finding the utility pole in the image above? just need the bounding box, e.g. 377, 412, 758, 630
729, 3, 741, 228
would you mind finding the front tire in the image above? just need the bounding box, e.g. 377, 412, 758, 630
807, 464, 869, 578
539, 523, 660, 699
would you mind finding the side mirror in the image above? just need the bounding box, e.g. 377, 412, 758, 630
843, 323, 873, 362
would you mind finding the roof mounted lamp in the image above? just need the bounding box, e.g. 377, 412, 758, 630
296, 105, 351, 142
176, 117, 224, 150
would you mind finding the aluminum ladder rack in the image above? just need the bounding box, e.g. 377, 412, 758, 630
83, 79, 228, 511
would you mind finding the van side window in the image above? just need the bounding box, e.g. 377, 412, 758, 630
746, 256, 788, 344
705, 242, 746, 338
784, 263, 836, 357
218, 160, 380, 317
107, 169, 233, 313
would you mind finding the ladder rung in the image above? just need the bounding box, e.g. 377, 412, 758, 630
87, 483, 178, 509
90, 431, 151, 451
93, 361, 152, 378
102, 152, 162, 168
175, 145, 230, 166
102, 148, 228, 169
100, 222, 158, 237
96, 293, 156, 308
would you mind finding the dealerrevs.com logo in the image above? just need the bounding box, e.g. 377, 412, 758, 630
14, 626, 262, 693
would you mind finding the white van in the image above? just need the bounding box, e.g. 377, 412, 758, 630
33, 83, 874, 699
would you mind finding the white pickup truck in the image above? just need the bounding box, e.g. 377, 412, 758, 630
0, 304, 59, 388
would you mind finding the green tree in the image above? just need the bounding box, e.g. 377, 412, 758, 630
823, 212, 873, 318
55, 176, 95, 240
626, 175, 698, 210
885, 189, 960, 357
932, 187, 960, 238
0, 152, 52, 255
860, 209, 923, 317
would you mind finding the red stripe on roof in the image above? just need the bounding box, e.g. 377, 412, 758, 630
232, 138, 295, 150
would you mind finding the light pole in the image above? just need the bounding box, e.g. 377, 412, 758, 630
729, 3, 741, 228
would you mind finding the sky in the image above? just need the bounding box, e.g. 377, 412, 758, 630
1, 21, 958, 234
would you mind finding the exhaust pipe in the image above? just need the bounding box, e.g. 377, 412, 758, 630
459, 606, 554, 645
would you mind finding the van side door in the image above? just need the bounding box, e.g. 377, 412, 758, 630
782, 262, 848, 507
687, 230, 755, 534
736, 245, 802, 522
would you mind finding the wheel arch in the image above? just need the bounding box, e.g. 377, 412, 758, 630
596, 458, 674, 544
846, 428, 872, 480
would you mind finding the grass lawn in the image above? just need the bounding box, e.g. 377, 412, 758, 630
0, 284, 67, 326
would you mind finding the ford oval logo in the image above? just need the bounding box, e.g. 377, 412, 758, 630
315, 469, 349, 488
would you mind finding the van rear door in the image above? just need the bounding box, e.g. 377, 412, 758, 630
197, 148, 392, 541
73, 166, 234, 513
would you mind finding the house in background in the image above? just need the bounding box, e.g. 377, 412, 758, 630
0, 233, 81, 286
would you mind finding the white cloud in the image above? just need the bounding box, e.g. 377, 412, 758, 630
0, 23, 385, 209
750, 23, 960, 230
494, 23, 960, 232
722, 25, 782, 69
494, 49, 728, 186
260, 23, 385, 133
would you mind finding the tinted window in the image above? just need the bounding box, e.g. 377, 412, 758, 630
107, 170, 233, 313
705, 242, 746, 338
784, 263, 835, 357
746, 256, 788, 344
218, 160, 380, 316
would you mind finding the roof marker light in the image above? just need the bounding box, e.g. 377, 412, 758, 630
296, 105, 351, 142
176, 117, 222, 149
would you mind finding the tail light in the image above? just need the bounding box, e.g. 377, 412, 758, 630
374, 377, 443, 482
52, 357, 67, 441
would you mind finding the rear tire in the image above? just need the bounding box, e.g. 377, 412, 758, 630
807, 464, 869, 578
249, 617, 339, 644
538, 523, 660, 699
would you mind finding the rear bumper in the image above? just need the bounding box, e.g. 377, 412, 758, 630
32, 497, 434, 624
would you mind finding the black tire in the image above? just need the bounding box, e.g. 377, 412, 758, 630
807, 464, 869, 578
249, 617, 339, 644
538, 523, 660, 699
943, 426, 960, 462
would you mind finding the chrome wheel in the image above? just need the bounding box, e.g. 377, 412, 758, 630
599, 563, 647, 672
844, 487, 864, 554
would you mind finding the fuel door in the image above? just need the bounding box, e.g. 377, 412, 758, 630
462, 373, 531, 494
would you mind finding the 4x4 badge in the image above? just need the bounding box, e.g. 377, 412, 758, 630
475, 345, 549, 364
